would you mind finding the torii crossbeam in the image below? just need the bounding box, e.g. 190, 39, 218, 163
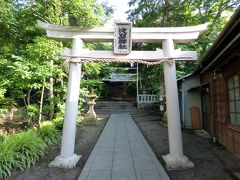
38, 21, 208, 170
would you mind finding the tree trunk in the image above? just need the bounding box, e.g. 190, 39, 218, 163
38, 80, 45, 125
49, 60, 54, 120
162, 0, 170, 27
27, 88, 32, 106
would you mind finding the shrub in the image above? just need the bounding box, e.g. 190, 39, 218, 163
0, 130, 46, 179
26, 104, 39, 118
81, 79, 106, 97
39, 121, 61, 146
52, 116, 64, 131
124, 81, 137, 96
0, 88, 16, 113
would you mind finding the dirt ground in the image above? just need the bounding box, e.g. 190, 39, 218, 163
133, 115, 240, 180
7, 114, 240, 180
7, 115, 108, 180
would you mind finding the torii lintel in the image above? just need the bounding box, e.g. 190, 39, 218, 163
37, 20, 208, 43
61, 48, 197, 61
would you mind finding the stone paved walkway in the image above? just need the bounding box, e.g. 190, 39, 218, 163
78, 113, 169, 180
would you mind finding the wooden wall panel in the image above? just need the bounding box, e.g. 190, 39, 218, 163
217, 123, 222, 143
222, 125, 228, 147
201, 72, 214, 135
200, 50, 240, 156
221, 109, 227, 123
227, 129, 234, 153
234, 131, 240, 155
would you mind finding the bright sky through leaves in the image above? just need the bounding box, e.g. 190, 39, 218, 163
108, 0, 129, 20
99, 0, 130, 26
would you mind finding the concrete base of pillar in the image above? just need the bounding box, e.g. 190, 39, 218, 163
49, 154, 81, 169
162, 154, 194, 170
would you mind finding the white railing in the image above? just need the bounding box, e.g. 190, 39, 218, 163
137, 94, 159, 103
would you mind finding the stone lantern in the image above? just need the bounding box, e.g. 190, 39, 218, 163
83, 94, 97, 126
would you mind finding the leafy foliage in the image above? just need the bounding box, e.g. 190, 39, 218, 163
0, 130, 46, 179
39, 121, 61, 146
127, 0, 239, 92
0, 96, 16, 113
0, 0, 111, 123
128, 0, 239, 58
81, 79, 107, 96
0, 0, 112, 179
52, 116, 64, 131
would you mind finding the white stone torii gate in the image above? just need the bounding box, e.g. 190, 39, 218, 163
38, 21, 208, 170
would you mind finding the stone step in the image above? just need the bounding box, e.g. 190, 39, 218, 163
95, 107, 156, 112
93, 101, 160, 116
95, 109, 160, 116
95, 107, 138, 111
95, 101, 136, 107
95, 109, 149, 113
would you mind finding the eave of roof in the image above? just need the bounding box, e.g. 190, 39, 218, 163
177, 73, 193, 82
195, 6, 240, 73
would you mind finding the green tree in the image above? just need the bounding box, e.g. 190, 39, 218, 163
128, 0, 239, 56
0, 0, 111, 123
127, 0, 239, 93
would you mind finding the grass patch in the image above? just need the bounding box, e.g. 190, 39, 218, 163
0, 135, 4, 145
39, 121, 61, 146
0, 119, 63, 179
0, 130, 46, 179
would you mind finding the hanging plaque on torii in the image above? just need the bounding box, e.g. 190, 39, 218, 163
114, 22, 132, 55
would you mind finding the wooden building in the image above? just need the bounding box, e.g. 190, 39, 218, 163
182, 7, 240, 156
102, 73, 137, 100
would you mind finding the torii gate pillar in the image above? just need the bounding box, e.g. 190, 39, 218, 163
162, 39, 194, 169
49, 38, 82, 168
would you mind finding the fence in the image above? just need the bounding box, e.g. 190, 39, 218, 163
137, 94, 159, 103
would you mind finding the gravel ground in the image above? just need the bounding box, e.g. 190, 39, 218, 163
133, 115, 240, 180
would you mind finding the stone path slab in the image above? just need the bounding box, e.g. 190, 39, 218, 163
78, 113, 170, 180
